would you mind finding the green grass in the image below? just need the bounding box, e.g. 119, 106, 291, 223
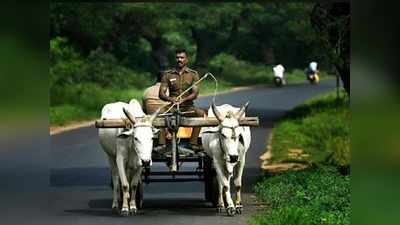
50, 85, 144, 126
270, 89, 350, 168
250, 167, 350, 225
250, 90, 350, 225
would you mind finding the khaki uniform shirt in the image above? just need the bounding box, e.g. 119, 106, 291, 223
160, 67, 199, 106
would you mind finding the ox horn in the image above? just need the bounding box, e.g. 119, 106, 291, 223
212, 103, 224, 122
149, 106, 162, 123
235, 101, 249, 119
123, 107, 136, 125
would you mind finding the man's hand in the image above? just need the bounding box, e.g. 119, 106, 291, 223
172, 96, 185, 105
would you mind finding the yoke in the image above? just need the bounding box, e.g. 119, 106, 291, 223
95, 117, 260, 128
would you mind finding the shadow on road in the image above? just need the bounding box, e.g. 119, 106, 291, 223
64, 198, 220, 217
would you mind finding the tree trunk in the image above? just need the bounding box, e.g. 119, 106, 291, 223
336, 64, 350, 95
192, 28, 215, 75
311, 2, 350, 95
262, 43, 275, 65
145, 36, 170, 71
191, 13, 243, 75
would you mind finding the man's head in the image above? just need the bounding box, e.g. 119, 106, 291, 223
175, 48, 188, 69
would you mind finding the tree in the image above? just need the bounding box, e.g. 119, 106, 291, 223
310, 3, 350, 95
50, 3, 116, 55
171, 3, 245, 74
238, 3, 320, 67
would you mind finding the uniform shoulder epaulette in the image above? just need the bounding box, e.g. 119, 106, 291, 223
161, 69, 173, 74
186, 68, 199, 74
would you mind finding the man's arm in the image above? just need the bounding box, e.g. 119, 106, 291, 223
159, 73, 174, 102
181, 85, 199, 103
180, 72, 199, 103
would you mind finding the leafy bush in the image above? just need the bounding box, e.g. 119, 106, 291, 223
50, 37, 88, 88
50, 37, 153, 108
251, 167, 350, 225
50, 84, 144, 125
85, 48, 153, 89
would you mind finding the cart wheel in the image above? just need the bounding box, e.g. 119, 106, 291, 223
135, 182, 144, 209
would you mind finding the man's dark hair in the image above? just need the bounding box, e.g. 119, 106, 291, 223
175, 48, 187, 55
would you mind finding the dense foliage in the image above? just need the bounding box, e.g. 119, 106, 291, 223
251, 167, 350, 225
49, 3, 349, 125
250, 91, 350, 225
50, 3, 329, 100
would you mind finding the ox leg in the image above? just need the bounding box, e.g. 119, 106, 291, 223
217, 180, 224, 213
213, 160, 235, 216
129, 166, 142, 214
107, 156, 120, 214
212, 159, 224, 212
223, 174, 236, 216
233, 155, 246, 214
116, 139, 130, 216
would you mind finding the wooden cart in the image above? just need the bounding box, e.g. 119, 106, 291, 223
95, 110, 259, 207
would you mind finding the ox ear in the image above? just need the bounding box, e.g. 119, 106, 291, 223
149, 106, 162, 123
235, 101, 249, 119
212, 103, 224, 122
123, 107, 136, 125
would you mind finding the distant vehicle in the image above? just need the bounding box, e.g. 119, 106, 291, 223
274, 76, 285, 87
273, 64, 286, 87
307, 72, 320, 84
306, 61, 320, 85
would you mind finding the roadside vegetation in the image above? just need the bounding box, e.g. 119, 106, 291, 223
251, 90, 350, 225
50, 3, 345, 127
50, 37, 323, 126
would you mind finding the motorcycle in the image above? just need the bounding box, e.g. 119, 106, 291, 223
307, 72, 320, 84
274, 76, 286, 87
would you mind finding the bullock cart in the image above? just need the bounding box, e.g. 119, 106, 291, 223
95, 110, 259, 207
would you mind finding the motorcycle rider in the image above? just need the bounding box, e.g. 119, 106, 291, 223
273, 64, 286, 86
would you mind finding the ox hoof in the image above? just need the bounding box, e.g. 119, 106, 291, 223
129, 208, 137, 215
120, 209, 130, 217
217, 206, 224, 213
226, 207, 236, 217
235, 205, 243, 214
112, 207, 119, 215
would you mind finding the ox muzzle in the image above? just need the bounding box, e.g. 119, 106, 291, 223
141, 159, 151, 167
228, 155, 239, 163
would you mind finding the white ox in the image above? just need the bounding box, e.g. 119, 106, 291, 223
201, 103, 251, 216
98, 99, 160, 216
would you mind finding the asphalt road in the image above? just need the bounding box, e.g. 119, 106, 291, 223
49, 80, 336, 225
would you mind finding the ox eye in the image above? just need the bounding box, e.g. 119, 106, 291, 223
134, 137, 139, 142
221, 133, 227, 138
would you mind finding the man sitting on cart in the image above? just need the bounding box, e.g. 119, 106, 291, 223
159, 48, 206, 152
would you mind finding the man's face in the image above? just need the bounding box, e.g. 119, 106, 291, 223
176, 52, 188, 68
